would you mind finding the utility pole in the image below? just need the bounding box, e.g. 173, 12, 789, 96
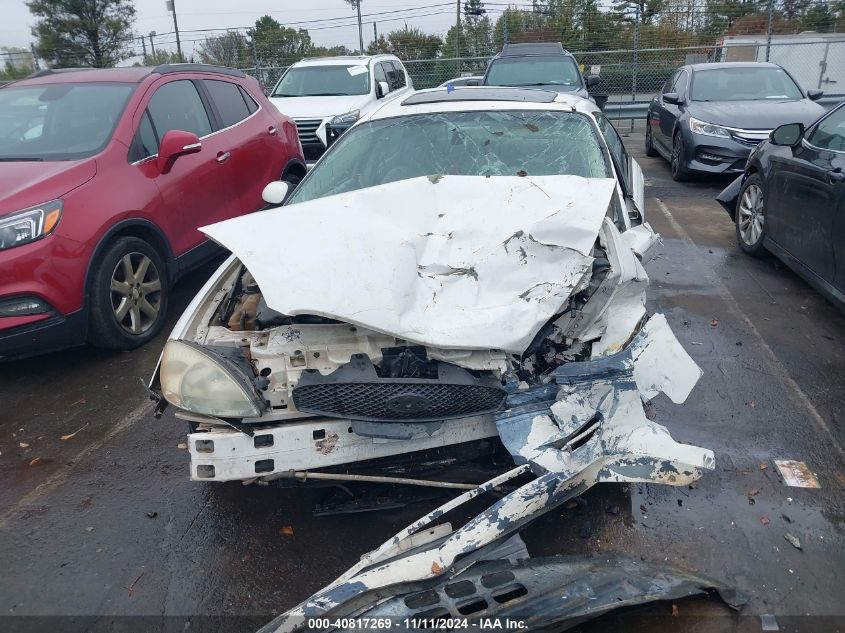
631, 3, 640, 132
455, 0, 461, 74
148, 32, 157, 58
166, 0, 183, 61
765, 0, 774, 61
373, 22, 378, 45
356, 1, 364, 54
30, 43, 40, 70
140, 35, 147, 58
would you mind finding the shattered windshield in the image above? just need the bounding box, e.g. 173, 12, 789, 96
289, 110, 610, 203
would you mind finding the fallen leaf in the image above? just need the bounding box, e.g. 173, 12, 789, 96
516, 169, 528, 177
784, 533, 802, 550
760, 463, 768, 471
710, 318, 719, 327
29, 457, 42, 467
18, 442, 29, 449
177, 443, 188, 450
431, 561, 443, 574
60, 422, 89, 441
280, 526, 294, 537
760, 516, 770, 525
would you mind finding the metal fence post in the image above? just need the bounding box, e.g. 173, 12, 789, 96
765, 0, 774, 62
631, 3, 640, 131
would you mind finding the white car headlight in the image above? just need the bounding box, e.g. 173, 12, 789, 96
689, 117, 731, 138
330, 109, 360, 126
0, 200, 62, 251
160, 340, 264, 418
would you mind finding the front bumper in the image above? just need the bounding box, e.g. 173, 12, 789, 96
0, 310, 87, 360
185, 414, 498, 481
684, 131, 760, 175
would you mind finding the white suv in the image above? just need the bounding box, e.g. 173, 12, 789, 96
268, 55, 413, 162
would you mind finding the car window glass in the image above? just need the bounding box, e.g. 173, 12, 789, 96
595, 113, 629, 188
204, 79, 250, 128
374, 63, 387, 85
148, 80, 212, 139
239, 86, 258, 114
289, 111, 610, 204
672, 71, 688, 96
807, 106, 845, 152
133, 110, 158, 160
485, 56, 582, 89
387, 62, 406, 89
662, 72, 677, 94
690, 67, 803, 101
272, 65, 369, 97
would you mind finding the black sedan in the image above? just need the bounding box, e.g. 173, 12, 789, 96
716, 101, 845, 310
646, 62, 825, 181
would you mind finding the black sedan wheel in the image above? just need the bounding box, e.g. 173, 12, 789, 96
670, 132, 689, 182
735, 174, 767, 256
645, 124, 658, 157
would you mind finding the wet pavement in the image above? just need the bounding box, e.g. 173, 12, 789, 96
1, 134, 844, 632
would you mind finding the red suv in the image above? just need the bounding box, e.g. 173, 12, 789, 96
0, 64, 305, 359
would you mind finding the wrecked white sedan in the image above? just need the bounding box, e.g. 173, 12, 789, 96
148, 87, 712, 495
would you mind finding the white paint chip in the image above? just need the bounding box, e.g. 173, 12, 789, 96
774, 459, 820, 488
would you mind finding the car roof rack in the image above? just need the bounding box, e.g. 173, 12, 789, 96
152, 63, 246, 77
402, 86, 559, 106
500, 42, 569, 56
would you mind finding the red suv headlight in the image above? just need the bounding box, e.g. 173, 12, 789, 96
0, 200, 63, 251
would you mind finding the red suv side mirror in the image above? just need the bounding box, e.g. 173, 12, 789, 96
157, 130, 202, 174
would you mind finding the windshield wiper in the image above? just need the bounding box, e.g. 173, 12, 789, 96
0, 156, 44, 161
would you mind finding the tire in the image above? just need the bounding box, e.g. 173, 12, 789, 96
87, 236, 169, 350
645, 123, 659, 157
670, 131, 689, 182
735, 174, 767, 256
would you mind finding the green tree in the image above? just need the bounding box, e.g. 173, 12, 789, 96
366, 26, 442, 60
141, 50, 182, 65
249, 15, 312, 68
197, 31, 251, 67
311, 44, 356, 57
27, 0, 136, 68
0, 47, 35, 79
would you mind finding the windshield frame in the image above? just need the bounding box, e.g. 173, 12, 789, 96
689, 66, 804, 102
271, 64, 372, 98
286, 108, 614, 206
0, 81, 137, 162
484, 55, 585, 90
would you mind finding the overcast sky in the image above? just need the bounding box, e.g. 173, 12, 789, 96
1, 0, 498, 62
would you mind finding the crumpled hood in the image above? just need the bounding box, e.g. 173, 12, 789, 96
689, 98, 825, 129
268, 94, 370, 119
200, 175, 617, 353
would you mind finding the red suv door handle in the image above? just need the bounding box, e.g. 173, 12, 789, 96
268, 126, 277, 136
216, 151, 231, 163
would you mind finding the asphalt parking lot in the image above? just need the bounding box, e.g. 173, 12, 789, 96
1, 129, 844, 632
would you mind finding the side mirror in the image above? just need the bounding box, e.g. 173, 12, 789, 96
376, 81, 390, 99
465, 78, 480, 86
807, 89, 823, 101
770, 122, 804, 147
157, 130, 201, 174
586, 74, 601, 88
662, 92, 681, 105
261, 181, 290, 206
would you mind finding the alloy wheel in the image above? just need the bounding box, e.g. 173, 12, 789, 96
737, 184, 764, 245
109, 252, 162, 335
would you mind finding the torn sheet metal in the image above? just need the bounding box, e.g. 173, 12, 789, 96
496, 312, 709, 476
258, 399, 714, 632
322, 556, 745, 630
201, 175, 617, 353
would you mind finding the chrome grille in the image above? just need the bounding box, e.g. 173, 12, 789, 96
294, 118, 323, 145
730, 129, 772, 145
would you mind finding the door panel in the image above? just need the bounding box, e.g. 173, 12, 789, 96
766, 106, 845, 285
143, 79, 236, 254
